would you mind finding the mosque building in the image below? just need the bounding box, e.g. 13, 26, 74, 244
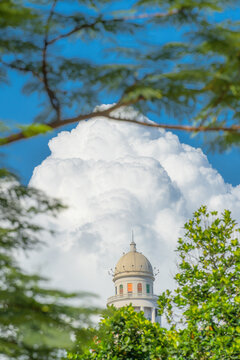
107, 238, 161, 324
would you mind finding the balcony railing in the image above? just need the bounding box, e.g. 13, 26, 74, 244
107, 293, 158, 303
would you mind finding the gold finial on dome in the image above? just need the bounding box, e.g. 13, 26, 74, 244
130, 230, 136, 252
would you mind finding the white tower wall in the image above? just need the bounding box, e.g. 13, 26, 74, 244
107, 240, 161, 324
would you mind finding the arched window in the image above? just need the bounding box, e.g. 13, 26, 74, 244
127, 283, 133, 293
115, 286, 117, 295
119, 284, 123, 295
146, 284, 150, 294
137, 283, 142, 293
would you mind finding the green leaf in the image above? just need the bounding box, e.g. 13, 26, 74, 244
19, 123, 53, 137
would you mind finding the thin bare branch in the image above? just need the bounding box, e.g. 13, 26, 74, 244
1, 103, 239, 146
0, 103, 124, 145
42, 0, 61, 121
1, 60, 43, 82
47, 9, 180, 46
47, 22, 99, 45
104, 115, 240, 132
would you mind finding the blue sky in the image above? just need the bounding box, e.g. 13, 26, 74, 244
0, 1, 239, 186
1, 74, 239, 186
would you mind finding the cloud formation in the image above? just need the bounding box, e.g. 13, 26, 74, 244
29, 106, 240, 304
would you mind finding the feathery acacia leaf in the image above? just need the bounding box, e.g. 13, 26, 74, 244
0, 170, 99, 359
0, 0, 239, 149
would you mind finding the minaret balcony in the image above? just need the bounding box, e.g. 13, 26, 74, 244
107, 293, 158, 305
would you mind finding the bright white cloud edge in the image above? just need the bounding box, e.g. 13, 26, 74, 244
27, 106, 240, 307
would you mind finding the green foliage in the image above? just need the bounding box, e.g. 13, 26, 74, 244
0, 0, 36, 29
158, 206, 240, 359
0, 0, 239, 150
19, 123, 53, 137
0, 169, 98, 360
69, 305, 176, 360
68, 207, 240, 359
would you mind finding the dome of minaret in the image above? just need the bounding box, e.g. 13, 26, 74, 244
114, 240, 154, 281
107, 237, 160, 324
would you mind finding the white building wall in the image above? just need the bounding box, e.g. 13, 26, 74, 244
107, 274, 160, 324
114, 275, 154, 296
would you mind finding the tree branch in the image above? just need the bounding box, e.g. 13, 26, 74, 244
104, 115, 240, 132
1, 103, 239, 146
1, 5, 238, 147
42, 0, 61, 121
1, 60, 43, 82
47, 9, 180, 46
47, 22, 99, 46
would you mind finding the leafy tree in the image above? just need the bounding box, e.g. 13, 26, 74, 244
158, 206, 240, 359
69, 305, 175, 360
71, 207, 240, 360
0, 0, 239, 150
0, 169, 98, 360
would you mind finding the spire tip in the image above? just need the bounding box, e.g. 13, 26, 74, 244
130, 230, 136, 251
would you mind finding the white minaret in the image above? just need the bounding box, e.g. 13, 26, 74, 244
107, 237, 160, 324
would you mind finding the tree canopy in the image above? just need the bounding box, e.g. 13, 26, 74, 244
0, 169, 98, 360
0, 0, 240, 150
71, 206, 240, 360
68, 306, 174, 360
159, 206, 240, 359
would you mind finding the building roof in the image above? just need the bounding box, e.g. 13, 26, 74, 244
113, 240, 154, 280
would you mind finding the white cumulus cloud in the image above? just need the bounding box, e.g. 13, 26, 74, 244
28, 106, 240, 305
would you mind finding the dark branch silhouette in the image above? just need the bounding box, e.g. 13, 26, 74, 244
42, 0, 61, 121
1, 1, 239, 148
2, 103, 239, 146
